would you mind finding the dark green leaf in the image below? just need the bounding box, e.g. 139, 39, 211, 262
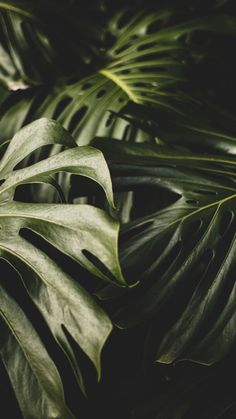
0, 119, 125, 417
2, 10, 236, 143
95, 138, 236, 366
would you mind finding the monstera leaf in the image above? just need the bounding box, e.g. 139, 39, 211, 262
1, 8, 236, 144
0, 118, 125, 418
94, 138, 236, 367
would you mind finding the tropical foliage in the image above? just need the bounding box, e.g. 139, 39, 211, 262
0, 1, 236, 418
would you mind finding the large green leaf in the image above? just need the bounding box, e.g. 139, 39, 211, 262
95, 138, 236, 366
0, 119, 125, 418
1, 9, 236, 144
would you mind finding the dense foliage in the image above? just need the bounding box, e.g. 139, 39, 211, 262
0, 1, 236, 418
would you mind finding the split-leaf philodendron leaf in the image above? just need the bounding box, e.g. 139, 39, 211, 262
95, 138, 236, 367
1, 3, 236, 418
0, 118, 125, 418
1, 6, 236, 144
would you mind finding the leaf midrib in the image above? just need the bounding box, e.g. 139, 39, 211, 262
165, 193, 236, 231
99, 69, 141, 104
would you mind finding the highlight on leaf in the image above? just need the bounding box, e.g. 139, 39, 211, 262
0, 118, 125, 418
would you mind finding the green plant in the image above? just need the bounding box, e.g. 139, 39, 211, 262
1, 1, 236, 418
0, 118, 124, 418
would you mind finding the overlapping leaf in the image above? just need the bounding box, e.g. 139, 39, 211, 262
1, 8, 236, 144
95, 138, 236, 366
1, 3, 236, 417
0, 118, 125, 418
